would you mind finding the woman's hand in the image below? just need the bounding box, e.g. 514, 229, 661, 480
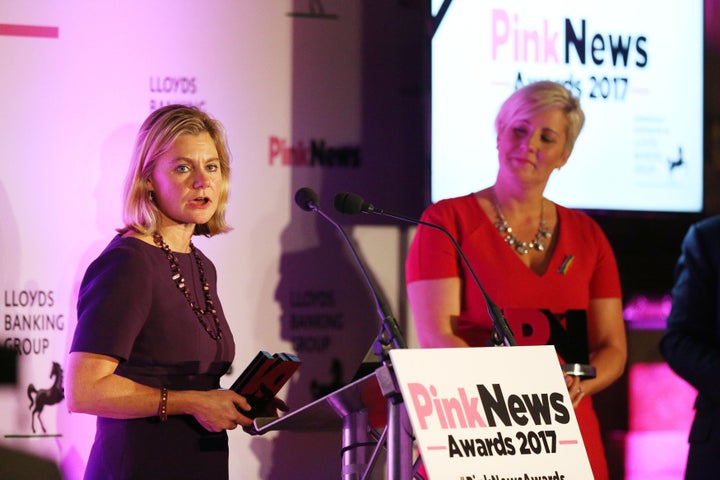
66, 352, 262, 432
241, 396, 290, 435
564, 374, 585, 408
178, 389, 254, 432
262, 396, 290, 417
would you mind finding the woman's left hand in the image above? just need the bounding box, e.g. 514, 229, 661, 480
564, 374, 585, 408
242, 396, 290, 435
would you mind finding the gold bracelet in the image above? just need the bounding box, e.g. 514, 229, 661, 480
158, 387, 168, 422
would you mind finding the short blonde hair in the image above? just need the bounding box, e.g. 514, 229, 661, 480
119, 104, 232, 237
495, 81, 585, 156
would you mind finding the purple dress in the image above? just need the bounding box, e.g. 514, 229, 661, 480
71, 236, 235, 480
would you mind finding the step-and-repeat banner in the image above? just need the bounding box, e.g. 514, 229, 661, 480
0, 2, 407, 478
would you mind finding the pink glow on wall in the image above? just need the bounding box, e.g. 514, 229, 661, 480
623, 295, 672, 328
624, 348, 695, 478
629, 363, 695, 432
618, 293, 697, 478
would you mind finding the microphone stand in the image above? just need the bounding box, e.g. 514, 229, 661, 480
302, 199, 413, 480
376, 208, 516, 347
311, 207, 407, 353
336, 194, 517, 348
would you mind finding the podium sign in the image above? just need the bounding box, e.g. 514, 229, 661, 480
389, 346, 593, 479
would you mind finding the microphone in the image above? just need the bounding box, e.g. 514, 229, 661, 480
293, 188, 413, 480
334, 192, 377, 215
293, 188, 407, 355
334, 191, 517, 347
294, 187, 319, 212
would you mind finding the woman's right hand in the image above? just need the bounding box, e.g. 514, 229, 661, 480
67, 352, 256, 432
178, 388, 254, 432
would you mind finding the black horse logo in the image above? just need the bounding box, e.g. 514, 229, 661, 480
27, 361, 65, 434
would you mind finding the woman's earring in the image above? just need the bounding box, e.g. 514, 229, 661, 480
149, 191, 156, 202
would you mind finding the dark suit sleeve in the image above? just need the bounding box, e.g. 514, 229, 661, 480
660, 217, 720, 405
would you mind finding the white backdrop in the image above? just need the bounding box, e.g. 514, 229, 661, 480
0, 2, 411, 478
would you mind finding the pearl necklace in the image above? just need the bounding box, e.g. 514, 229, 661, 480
152, 233, 223, 341
491, 191, 552, 255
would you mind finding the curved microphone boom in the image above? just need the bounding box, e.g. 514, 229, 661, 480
334, 191, 517, 347
294, 188, 413, 480
293, 188, 407, 354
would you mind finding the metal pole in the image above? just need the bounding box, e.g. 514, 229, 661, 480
342, 410, 370, 480
386, 400, 413, 479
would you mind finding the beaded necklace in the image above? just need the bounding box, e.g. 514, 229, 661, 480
491, 190, 552, 255
152, 233, 223, 341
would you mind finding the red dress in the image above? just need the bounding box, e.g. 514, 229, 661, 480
406, 194, 621, 479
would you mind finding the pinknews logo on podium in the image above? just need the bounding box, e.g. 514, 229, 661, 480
408, 382, 573, 458
394, 329, 594, 475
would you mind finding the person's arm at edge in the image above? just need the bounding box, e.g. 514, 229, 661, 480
575, 297, 627, 403
660, 221, 720, 401
66, 351, 254, 431
407, 277, 470, 348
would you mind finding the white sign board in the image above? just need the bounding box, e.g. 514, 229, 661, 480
390, 346, 592, 479
431, 0, 703, 213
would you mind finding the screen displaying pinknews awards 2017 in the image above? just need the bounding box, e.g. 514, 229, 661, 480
431, 0, 703, 213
